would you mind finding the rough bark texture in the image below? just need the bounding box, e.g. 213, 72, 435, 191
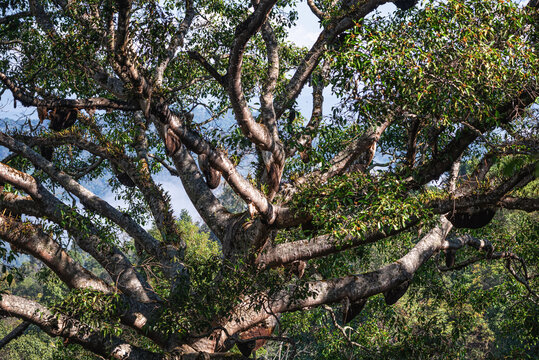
0, 0, 536, 358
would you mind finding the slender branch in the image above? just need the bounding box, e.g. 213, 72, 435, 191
287, 61, 330, 160
0, 71, 136, 110
155, 1, 196, 86
323, 305, 369, 351
187, 52, 227, 87
148, 153, 179, 176
0, 321, 30, 350
275, 0, 389, 118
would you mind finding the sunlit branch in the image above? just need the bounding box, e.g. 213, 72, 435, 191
221, 217, 453, 338
256, 219, 418, 268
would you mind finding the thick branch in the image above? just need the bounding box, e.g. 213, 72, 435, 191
219, 217, 453, 339
498, 196, 539, 212
0, 215, 112, 293
154, 109, 280, 227
227, 0, 279, 158
256, 220, 417, 268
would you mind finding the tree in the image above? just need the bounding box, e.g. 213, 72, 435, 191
0, 0, 537, 358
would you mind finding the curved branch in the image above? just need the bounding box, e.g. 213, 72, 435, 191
211, 217, 453, 342
154, 109, 279, 226
227, 0, 279, 159
307, 0, 326, 20
275, 0, 389, 118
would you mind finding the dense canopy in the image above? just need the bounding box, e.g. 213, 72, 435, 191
0, 0, 537, 359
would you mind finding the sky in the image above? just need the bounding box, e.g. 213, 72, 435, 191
0, 1, 398, 223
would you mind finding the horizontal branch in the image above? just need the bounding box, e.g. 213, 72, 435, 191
0, 71, 137, 110
256, 220, 417, 268
224, 217, 453, 337
0, 11, 32, 25
431, 163, 537, 213
498, 196, 539, 212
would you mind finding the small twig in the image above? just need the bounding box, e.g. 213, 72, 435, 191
322, 305, 371, 353
148, 153, 179, 176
